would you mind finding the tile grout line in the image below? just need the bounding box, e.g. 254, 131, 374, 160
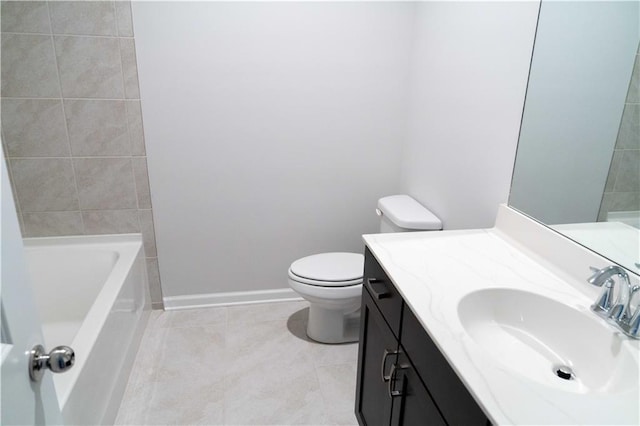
1, 30, 134, 40
2, 97, 142, 101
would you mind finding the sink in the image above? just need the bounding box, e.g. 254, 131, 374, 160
457, 288, 638, 393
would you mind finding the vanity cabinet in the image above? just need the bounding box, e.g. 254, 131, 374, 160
355, 248, 489, 426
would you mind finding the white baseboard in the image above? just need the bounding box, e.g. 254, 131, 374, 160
163, 288, 303, 311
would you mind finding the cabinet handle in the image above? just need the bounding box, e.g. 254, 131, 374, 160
387, 364, 404, 398
366, 278, 391, 299
380, 349, 400, 382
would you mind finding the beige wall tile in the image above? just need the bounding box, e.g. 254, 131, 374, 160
120, 38, 141, 99
2, 0, 160, 299
132, 157, 152, 208
126, 100, 146, 155
74, 158, 137, 209
22, 211, 83, 237
146, 257, 163, 307
601, 191, 640, 215
617, 103, 640, 150
626, 54, 639, 104
1, 1, 51, 34
2, 99, 70, 157
49, 1, 117, 36
138, 209, 157, 257
82, 209, 140, 234
1, 34, 60, 97
115, 1, 134, 37
603, 150, 623, 193
613, 150, 640, 192
65, 100, 131, 156
55, 35, 124, 98
10, 158, 79, 212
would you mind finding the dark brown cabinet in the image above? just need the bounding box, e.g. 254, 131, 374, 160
355, 287, 398, 425
355, 248, 489, 426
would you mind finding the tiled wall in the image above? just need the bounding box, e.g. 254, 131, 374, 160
599, 44, 640, 221
1, 0, 163, 308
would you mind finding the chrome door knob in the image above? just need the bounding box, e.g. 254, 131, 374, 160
29, 344, 75, 382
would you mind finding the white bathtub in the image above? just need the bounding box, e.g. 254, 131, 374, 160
607, 210, 640, 229
23, 234, 151, 425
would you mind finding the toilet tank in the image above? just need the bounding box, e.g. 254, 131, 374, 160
377, 195, 442, 233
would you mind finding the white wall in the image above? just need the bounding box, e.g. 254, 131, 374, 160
133, 2, 543, 301
509, 1, 640, 225
400, 1, 539, 229
132, 2, 414, 299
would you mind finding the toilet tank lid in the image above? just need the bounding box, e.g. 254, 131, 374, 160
377, 195, 442, 230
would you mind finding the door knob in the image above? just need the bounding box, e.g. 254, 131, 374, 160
29, 344, 75, 382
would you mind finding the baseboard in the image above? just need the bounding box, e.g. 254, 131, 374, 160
163, 288, 303, 311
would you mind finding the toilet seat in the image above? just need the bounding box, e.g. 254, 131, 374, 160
288, 269, 362, 287
289, 252, 364, 287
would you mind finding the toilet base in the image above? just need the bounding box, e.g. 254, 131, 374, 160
306, 305, 360, 344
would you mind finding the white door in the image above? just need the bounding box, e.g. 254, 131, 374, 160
1, 149, 62, 425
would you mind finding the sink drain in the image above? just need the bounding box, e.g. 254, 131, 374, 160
553, 365, 575, 381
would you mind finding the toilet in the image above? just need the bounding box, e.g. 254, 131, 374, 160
288, 195, 442, 344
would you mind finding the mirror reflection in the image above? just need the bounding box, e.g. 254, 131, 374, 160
509, 0, 639, 273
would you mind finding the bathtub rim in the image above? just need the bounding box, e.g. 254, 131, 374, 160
23, 233, 145, 409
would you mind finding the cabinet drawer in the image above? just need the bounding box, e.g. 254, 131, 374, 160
401, 304, 489, 425
363, 248, 403, 339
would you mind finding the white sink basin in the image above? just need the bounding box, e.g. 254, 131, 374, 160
457, 288, 638, 393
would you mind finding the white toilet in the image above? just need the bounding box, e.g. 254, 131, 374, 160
288, 195, 442, 343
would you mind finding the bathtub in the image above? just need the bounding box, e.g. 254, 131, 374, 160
607, 210, 640, 229
23, 234, 151, 425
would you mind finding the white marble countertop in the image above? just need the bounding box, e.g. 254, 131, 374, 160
363, 206, 639, 425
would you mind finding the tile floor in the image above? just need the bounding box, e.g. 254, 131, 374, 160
115, 301, 360, 425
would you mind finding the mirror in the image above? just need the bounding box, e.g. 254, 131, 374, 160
509, 0, 640, 273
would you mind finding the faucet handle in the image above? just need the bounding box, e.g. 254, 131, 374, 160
609, 284, 638, 323
617, 286, 640, 338
622, 305, 640, 338
592, 278, 615, 315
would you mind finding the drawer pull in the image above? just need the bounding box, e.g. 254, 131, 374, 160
387, 364, 405, 398
380, 349, 400, 382
367, 278, 391, 300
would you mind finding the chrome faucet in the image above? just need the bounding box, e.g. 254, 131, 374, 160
587, 265, 640, 339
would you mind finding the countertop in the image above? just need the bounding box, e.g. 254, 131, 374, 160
362, 206, 639, 425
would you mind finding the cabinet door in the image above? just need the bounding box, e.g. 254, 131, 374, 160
355, 287, 400, 426
401, 305, 489, 425
390, 353, 445, 426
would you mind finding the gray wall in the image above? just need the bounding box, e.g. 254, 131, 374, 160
1, 0, 163, 308
599, 45, 640, 220
133, 2, 542, 303
132, 2, 410, 301
400, 1, 539, 229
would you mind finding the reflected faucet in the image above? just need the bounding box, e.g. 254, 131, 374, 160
587, 265, 640, 339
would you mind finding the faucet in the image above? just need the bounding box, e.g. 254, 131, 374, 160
587, 265, 640, 339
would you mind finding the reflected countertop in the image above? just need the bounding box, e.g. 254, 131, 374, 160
552, 221, 640, 275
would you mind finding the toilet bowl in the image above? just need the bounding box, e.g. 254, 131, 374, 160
288, 252, 363, 344
288, 195, 442, 344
